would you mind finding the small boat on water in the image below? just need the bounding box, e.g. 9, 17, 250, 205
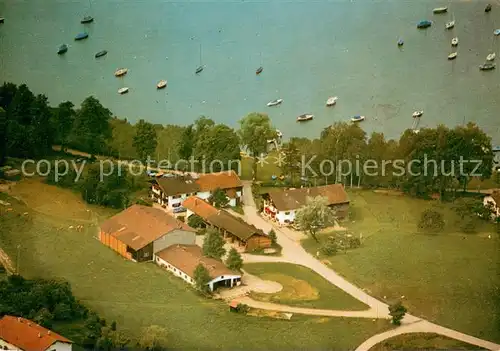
479, 63, 496, 70
417, 20, 432, 28
485, 4, 492, 12
118, 87, 129, 95
448, 52, 457, 60
397, 38, 404, 46
433, 7, 448, 14
95, 50, 107, 58
494, 29, 500, 36
351, 115, 365, 122
81, 16, 93, 24
114, 68, 128, 77
267, 99, 283, 107
157, 80, 167, 89
57, 44, 68, 55
74, 32, 88, 41
297, 114, 313, 122
256, 66, 263, 75
412, 110, 423, 118
487, 53, 496, 61
451, 37, 458, 46
445, 20, 455, 29
326, 96, 338, 106
195, 66, 203, 74
0, 17, 4, 24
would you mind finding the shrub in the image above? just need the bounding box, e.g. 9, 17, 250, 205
417, 209, 445, 233
347, 235, 361, 249
389, 301, 407, 325
268, 229, 277, 244
236, 303, 250, 314
319, 237, 337, 256
188, 214, 205, 228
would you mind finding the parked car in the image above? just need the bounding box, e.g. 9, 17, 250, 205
173, 207, 186, 213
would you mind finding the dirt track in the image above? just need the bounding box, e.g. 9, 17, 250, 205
0, 248, 14, 274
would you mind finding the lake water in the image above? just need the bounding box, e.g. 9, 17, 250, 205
1, 0, 500, 143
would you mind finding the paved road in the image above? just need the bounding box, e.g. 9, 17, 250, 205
240, 181, 500, 351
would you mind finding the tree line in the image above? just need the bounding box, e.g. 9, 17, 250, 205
1, 81, 496, 200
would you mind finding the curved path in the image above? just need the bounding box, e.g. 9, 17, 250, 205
239, 181, 500, 350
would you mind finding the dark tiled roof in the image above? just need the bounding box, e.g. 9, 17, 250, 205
100, 205, 195, 250
183, 197, 266, 242
196, 171, 242, 192
156, 244, 239, 279
156, 176, 200, 196
266, 184, 349, 211
155, 171, 242, 196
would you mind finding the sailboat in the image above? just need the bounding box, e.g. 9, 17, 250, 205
195, 44, 203, 74
445, 14, 455, 29
256, 52, 263, 75
81, 0, 93, 23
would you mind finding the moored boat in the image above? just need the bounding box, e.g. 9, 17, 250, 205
485, 4, 492, 12
433, 7, 448, 14
114, 68, 128, 77
195, 66, 203, 74
448, 52, 457, 60
351, 115, 365, 122
397, 38, 404, 46
445, 20, 455, 29
297, 114, 313, 122
256, 66, 263, 75
412, 110, 423, 118
326, 96, 338, 106
451, 37, 458, 46
157, 80, 167, 89
74, 32, 88, 40
479, 63, 496, 70
81, 15, 93, 24
118, 87, 129, 94
487, 53, 496, 61
57, 44, 68, 55
0, 17, 4, 24
95, 50, 107, 58
495, 29, 500, 36
417, 20, 432, 28
267, 99, 283, 107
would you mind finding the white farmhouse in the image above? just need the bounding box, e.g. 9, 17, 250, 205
0, 316, 72, 351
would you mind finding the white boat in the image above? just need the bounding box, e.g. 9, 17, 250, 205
412, 110, 423, 118
487, 53, 496, 61
326, 96, 338, 106
451, 37, 458, 46
157, 80, 167, 89
351, 115, 365, 122
115, 68, 128, 77
494, 29, 500, 36
433, 7, 448, 14
297, 114, 313, 122
267, 98, 283, 107
448, 52, 458, 60
445, 20, 455, 29
0, 18, 4, 24
118, 87, 129, 94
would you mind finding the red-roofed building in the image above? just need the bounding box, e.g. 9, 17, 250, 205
0, 316, 72, 351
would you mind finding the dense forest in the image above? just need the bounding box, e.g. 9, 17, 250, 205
0, 81, 497, 201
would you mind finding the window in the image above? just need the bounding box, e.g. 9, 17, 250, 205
144, 251, 149, 257
284, 211, 290, 215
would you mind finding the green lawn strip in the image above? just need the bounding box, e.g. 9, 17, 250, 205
244, 262, 368, 310
240, 151, 282, 181
369, 333, 486, 350
0, 192, 389, 349
301, 190, 500, 343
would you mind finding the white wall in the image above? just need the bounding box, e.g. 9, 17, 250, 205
275, 210, 296, 225
228, 198, 236, 207
0, 338, 19, 350
49, 341, 72, 351
155, 255, 195, 286
196, 191, 211, 200
208, 274, 241, 291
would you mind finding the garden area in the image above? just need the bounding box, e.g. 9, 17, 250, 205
301, 189, 499, 343
244, 262, 368, 310
0, 179, 390, 349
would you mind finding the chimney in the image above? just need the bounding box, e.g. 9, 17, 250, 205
48, 331, 51, 335
17, 317, 21, 322
38, 333, 41, 338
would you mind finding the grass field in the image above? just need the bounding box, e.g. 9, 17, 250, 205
240, 151, 282, 181
301, 189, 500, 343
0, 179, 390, 349
369, 333, 485, 350
245, 263, 367, 310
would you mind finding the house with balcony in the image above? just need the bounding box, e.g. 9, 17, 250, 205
150, 171, 243, 211
261, 184, 350, 226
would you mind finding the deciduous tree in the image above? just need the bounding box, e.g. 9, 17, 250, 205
202, 229, 226, 259
133, 119, 158, 161
193, 264, 211, 294
389, 301, 407, 325
208, 188, 229, 208
225, 248, 243, 271
295, 196, 336, 242
52, 101, 76, 150
188, 214, 205, 228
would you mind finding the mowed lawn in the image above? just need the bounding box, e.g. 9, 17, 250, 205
0, 180, 390, 350
302, 189, 500, 343
240, 151, 282, 181
369, 333, 485, 351
245, 262, 368, 310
